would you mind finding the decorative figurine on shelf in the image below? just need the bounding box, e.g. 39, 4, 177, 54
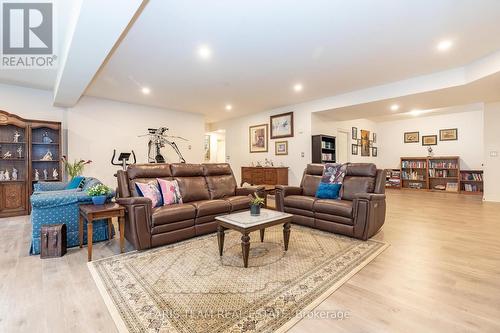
256, 161, 262, 167
42, 131, 53, 144
12, 168, 17, 181
0, 170, 4, 181
52, 168, 58, 180
3, 151, 12, 159
41, 150, 53, 161
5, 169, 10, 181
13, 131, 21, 143
17, 146, 22, 159
43, 169, 48, 180
264, 158, 274, 167
34, 169, 40, 181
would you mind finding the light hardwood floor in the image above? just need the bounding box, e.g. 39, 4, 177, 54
1, 190, 499, 333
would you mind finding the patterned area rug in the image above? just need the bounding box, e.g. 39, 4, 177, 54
89, 225, 388, 333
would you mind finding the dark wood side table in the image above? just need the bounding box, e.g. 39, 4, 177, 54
79, 203, 125, 261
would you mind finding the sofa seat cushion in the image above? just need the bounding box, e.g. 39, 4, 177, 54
314, 199, 353, 218
284, 195, 316, 211
189, 200, 231, 217
225, 196, 250, 212
152, 204, 196, 227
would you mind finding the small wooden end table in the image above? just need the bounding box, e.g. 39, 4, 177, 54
79, 203, 125, 261
215, 209, 293, 268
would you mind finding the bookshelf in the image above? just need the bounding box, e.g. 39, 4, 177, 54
460, 170, 483, 195
385, 169, 401, 189
428, 156, 460, 192
400, 157, 428, 190
312, 135, 336, 163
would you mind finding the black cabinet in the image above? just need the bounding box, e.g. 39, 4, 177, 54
312, 135, 336, 164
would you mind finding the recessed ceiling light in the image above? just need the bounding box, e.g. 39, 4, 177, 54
437, 39, 453, 52
198, 45, 212, 59
225, 104, 233, 111
390, 104, 400, 111
141, 87, 151, 95
293, 83, 303, 92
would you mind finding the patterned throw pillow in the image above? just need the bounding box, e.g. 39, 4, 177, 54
135, 181, 163, 208
321, 163, 347, 184
157, 178, 183, 205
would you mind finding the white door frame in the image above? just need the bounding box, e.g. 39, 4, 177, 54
337, 128, 350, 163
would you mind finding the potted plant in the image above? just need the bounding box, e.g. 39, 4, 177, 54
249, 194, 265, 216
61, 156, 92, 179
87, 184, 111, 205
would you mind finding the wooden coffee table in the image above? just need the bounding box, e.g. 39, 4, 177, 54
215, 209, 293, 268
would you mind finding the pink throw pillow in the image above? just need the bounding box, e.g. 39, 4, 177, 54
157, 178, 183, 205
135, 181, 162, 208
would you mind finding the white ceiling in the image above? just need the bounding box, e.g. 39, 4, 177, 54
315, 70, 500, 122
84, 0, 500, 122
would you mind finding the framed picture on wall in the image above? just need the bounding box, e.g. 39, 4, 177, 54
372, 147, 378, 157
351, 144, 358, 155
422, 135, 437, 146
439, 128, 458, 141
404, 131, 419, 143
275, 141, 288, 155
361, 130, 370, 156
352, 127, 358, 139
249, 124, 268, 153
270, 112, 294, 139
204, 135, 210, 162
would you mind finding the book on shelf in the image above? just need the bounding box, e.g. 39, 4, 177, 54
463, 184, 480, 192
321, 153, 334, 161
445, 182, 458, 192
461, 172, 483, 181
408, 182, 423, 189
321, 141, 334, 149
428, 161, 458, 169
402, 170, 425, 181
429, 169, 453, 178
401, 160, 426, 168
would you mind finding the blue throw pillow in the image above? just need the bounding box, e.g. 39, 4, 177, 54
66, 176, 84, 189
315, 183, 341, 199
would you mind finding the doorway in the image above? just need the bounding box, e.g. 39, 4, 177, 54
336, 129, 349, 163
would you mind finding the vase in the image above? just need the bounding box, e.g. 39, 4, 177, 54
250, 204, 261, 216
92, 195, 107, 205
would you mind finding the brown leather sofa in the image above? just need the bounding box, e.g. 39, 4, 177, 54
276, 163, 386, 240
116, 163, 264, 250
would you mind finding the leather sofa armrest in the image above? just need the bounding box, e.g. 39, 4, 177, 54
235, 186, 266, 198
116, 196, 153, 250
275, 186, 302, 212
353, 193, 386, 241
354, 193, 386, 201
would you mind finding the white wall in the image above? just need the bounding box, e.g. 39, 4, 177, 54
312, 115, 380, 165
66, 97, 205, 187
0, 84, 206, 188
212, 106, 312, 186
483, 103, 500, 202
377, 110, 484, 170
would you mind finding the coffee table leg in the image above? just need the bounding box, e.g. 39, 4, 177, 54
260, 228, 265, 242
241, 233, 250, 268
283, 222, 291, 251
217, 225, 225, 256
79, 215, 83, 248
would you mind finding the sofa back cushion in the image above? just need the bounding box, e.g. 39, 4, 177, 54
341, 163, 377, 200
301, 164, 324, 196
171, 163, 210, 202
203, 163, 236, 199
125, 164, 173, 196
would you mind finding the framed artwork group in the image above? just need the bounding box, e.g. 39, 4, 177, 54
404, 128, 458, 146
351, 127, 378, 157
249, 112, 294, 155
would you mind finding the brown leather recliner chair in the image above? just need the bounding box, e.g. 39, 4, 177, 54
116, 163, 264, 250
276, 163, 386, 240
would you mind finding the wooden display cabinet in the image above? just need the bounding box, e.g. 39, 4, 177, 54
0, 111, 61, 218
